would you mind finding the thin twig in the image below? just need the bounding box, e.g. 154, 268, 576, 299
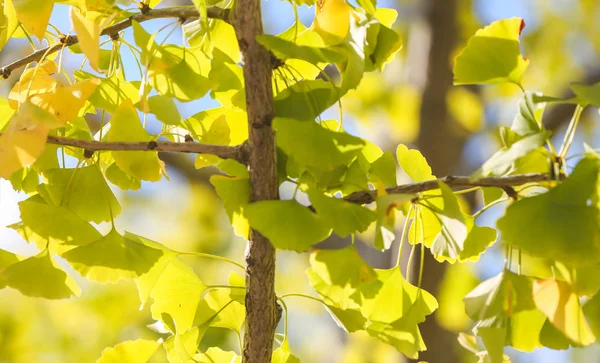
16, 134, 249, 163
343, 174, 556, 205
0, 6, 231, 78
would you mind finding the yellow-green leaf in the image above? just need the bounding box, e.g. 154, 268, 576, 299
96, 339, 161, 363
454, 18, 529, 86
61, 228, 164, 283
106, 100, 165, 182
1, 249, 80, 299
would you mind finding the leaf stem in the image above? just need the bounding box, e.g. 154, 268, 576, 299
558, 104, 585, 159
396, 203, 414, 267
177, 251, 245, 270
278, 293, 327, 306
472, 198, 509, 219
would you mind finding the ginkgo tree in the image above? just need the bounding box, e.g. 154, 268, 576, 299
0, 0, 599, 362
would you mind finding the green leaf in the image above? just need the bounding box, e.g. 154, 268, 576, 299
369, 151, 397, 187
307, 245, 437, 357
464, 270, 535, 321
194, 289, 245, 334
245, 200, 332, 251
75, 71, 140, 113
498, 155, 600, 266
274, 118, 365, 171
533, 279, 595, 345
105, 162, 141, 191
62, 229, 164, 283
454, 18, 529, 86
1, 249, 80, 299
274, 80, 340, 121
42, 165, 122, 223
147, 95, 181, 126
257, 34, 346, 65
186, 107, 247, 146
472, 131, 550, 178
148, 257, 207, 332
365, 21, 402, 71
308, 189, 376, 237
510, 92, 545, 137
571, 82, 600, 107
429, 182, 497, 263
474, 317, 507, 363
396, 144, 434, 182
96, 339, 160, 363
210, 175, 250, 239
106, 99, 165, 182
12, 196, 102, 253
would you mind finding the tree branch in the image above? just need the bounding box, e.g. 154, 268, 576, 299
2, 133, 247, 163
343, 173, 554, 205
0, 6, 231, 78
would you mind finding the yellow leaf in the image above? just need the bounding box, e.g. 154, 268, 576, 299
13, 0, 54, 39
533, 279, 596, 345
8, 61, 58, 108
313, 0, 352, 44
106, 100, 165, 182
0, 101, 58, 178
70, 9, 115, 71
30, 78, 99, 123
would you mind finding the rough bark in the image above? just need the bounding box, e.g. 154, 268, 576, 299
232, 2, 279, 363
414, 0, 462, 362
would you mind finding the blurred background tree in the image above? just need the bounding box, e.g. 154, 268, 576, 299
0, 0, 599, 362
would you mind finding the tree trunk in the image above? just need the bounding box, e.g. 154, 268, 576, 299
232, 3, 279, 363
414, 0, 462, 362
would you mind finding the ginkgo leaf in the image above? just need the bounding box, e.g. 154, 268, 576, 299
271, 341, 300, 363
13, 0, 54, 38
464, 270, 535, 321
8, 61, 57, 107
193, 348, 241, 363
12, 195, 102, 253
472, 131, 550, 178
429, 182, 497, 263
30, 78, 99, 123
274, 118, 365, 172
257, 34, 346, 65
571, 82, 600, 107
0, 1, 19, 52
1, 249, 80, 299
42, 165, 122, 223
307, 245, 438, 358
186, 107, 247, 146
96, 339, 161, 363
148, 256, 207, 332
133, 23, 211, 102
454, 18, 529, 86
396, 144, 434, 182
194, 289, 245, 334
210, 175, 250, 239
0, 249, 19, 270
498, 155, 600, 266
147, 95, 181, 126
76, 71, 141, 113
106, 100, 165, 182
369, 151, 397, 187
274, 80, 340, 121
70, 9, 114, 71
0, 100, 60, 178
244, 200, 332, 251
533, 279, 595, 346
163, 327, 199, 362
61, 228, 164, 284
313, 0, 353, 45
308, 189, 376, 237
